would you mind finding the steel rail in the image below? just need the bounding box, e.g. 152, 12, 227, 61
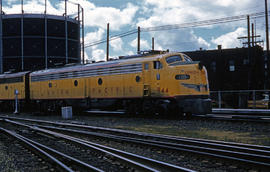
1, 116, 270, 170
38, 124, 270, 156
0, 127, 74, 172
2, 119, 194, 172
15, 131, 103, 172
1, 115, 270, 152
35, 124, 270, 168
193, 114, 270, 123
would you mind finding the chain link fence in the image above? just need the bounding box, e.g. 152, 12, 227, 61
210, 90, 270, 109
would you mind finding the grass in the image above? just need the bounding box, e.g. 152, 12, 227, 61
115, 125, 270, 145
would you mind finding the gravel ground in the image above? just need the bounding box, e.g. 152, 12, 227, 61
0, 112, 269, 171
1, 112, 270, 146
0, 130, 52, 172
78, 134, 252, 172
0, 141, 17, 172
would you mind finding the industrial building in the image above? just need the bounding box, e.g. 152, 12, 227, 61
0, 2, 84, 73
184, 45, 265, 91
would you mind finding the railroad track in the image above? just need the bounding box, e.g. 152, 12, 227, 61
0, 128, 57, 172
1, 115, 270, 171
0, 127, 100, 172
0, 117, 193, 172
193, 113, 270, 123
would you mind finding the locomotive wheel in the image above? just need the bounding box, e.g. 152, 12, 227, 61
182, 112, 192, 119
142, 100, 155, 116
125, 100, 141, 116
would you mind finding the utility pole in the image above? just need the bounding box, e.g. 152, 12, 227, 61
137, 26, 140, 54
152, 37, 154, 51
45, 0, 47, 14
0, 0, 3, 73
106, 23, 109, 61
247, 15, 251, 89
266, 0, 269, 56
77, 4, 81, 64
265, 0, 270, 89
252, 23, 255, 47
21, 0, 24, 13
82, 7, 84, 64
65, 0, 68, 64
21, 0, 24, 71
0, 0, 2, 14
45, 0, 48, 69
247, 15, 250, 48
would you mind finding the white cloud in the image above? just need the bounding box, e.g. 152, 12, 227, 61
92, 49, 105, 61
6, 0, 18, 5
110, 38, 123, 52
84, 28, 105, 44
150, 30, 210, 52
139, 0, 258, 29
198, 37, 211, 48
211, 27, 246, 48
213, 0, 249, 7
84, 29, 106, 61
135, 0, 263, 51
3, 0, 138, 31
3, 0, 62, 14
130, 39, 150, 50
84, 2, 138, 30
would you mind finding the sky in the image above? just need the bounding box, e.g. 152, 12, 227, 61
1, 0, 267, 61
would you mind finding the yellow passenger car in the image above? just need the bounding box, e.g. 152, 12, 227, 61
0, 71, 30, 111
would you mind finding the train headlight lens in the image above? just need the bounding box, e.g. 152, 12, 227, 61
175, 74, 190, 80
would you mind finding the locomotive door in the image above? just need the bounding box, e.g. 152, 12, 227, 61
142, 62, 151, 97
142, 61, 161, 97
151, 60, 161, 97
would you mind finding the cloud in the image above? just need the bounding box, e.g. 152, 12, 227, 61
84, 28, 105, 44
149, 30, 210, 52
3, 0, 138, 31
138, 0, 259, 29
3, 0, 62, 14
6, 0, 18, 5
89, 3, 138, 30
92, 49, 105, 61
135, 0, 264, 51
84, 29, 106, 61
110, 38, 123, 52
211, 27, 246, 48
130, 38, 150, 50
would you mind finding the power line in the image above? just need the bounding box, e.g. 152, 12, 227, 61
84, 11, 267, 49
84, 29, 137, 47
142, 12, 265, 32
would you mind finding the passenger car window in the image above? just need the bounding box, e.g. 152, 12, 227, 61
166, 56, 182, 64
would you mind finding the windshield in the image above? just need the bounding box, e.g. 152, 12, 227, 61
166, 55, 182, 64
182, 54, 192, 62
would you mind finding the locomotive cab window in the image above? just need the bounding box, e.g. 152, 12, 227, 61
166, 55, 182, 64
153, 61, 162, 69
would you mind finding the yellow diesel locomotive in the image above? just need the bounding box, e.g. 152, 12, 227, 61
0, 51, 211, 117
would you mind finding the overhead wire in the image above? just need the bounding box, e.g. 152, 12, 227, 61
84, 11, 267, 49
